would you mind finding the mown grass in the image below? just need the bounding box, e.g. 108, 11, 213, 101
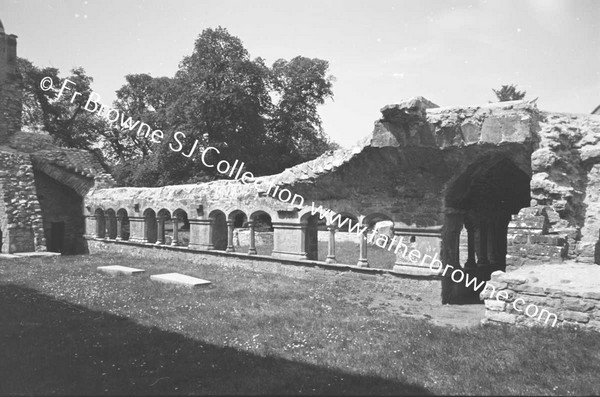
1, 252, 599, 395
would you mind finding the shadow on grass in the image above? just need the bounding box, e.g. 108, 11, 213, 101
0, 284, 430, 395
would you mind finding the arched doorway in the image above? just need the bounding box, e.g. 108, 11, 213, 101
106, 209, 117, 239
143, 208, 157, 244
301, 213, 319, 260
443, 154, 531, 303
249, 210, 274, 255
172, 208, 189, 246
117, 209, 129, 241
94, 209, 105, 238
209, 210, 227, 251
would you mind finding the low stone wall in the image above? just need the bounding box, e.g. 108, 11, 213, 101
232, 230, 360, 247
86, 238, 440, 287
482, 264, 600, 332
506, 207, 567, 267
233, 229, 274, 247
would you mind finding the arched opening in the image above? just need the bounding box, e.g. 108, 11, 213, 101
246, 210, 274, 255
143, 208, 157, 244
173, 208, 189, 247
362, 212, 397, 270
227, 210, 248, 252
106, 209, 117, 240
301, 213, 319, 260
318, 212, 359, 265
232, 211, 247, 228
443, 155, 531, 303
209, 210, 227, 251
156, 209, 172, 245
94, 209, 105, 238
117, 209, 129, 241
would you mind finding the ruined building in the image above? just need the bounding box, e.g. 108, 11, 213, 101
0, 20, 114, 255
2, 20, 599, 329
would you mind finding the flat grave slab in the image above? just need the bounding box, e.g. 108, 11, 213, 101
13, 252, 61, 258
0, 253, 20, 259
150, 273, 211, 287
97, 265, 145, 276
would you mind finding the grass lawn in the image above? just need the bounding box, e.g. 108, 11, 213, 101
1, 252, 599, 395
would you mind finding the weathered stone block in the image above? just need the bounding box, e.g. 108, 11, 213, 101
512, 284, 546, 296
559, 311, 590, 323
484, 299, 506, 311
486, 311, 517, 324
97, 265, 145, 276
561, 298, 595, 312
150, 273, 211, 287
582, 292, 600, 300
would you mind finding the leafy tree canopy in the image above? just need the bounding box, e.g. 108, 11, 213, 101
20, 27, 338, 187
18, 58, 109, 152
492, 84, 526, 102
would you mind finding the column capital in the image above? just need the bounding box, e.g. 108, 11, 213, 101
189, 218, 212, 225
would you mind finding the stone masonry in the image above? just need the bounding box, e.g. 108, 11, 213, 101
0, 20, 113, 254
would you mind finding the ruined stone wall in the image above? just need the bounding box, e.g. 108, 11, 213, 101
86, 99, 600, 266
0, 150, 46, 253
482, 265, 600, 331
0, 181, 7, 252
524, 112, 600, 264
263, 99, 538, 228
0, 30, 21, 145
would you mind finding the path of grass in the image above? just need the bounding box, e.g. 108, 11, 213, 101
1, 253, 599, 395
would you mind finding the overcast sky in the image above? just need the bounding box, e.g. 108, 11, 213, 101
1, 0, 599, 147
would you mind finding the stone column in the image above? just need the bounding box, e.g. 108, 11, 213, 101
171, 218, 179, 247
92, 215, 100, 238
104, 215, 110, 240
207, 219, 215, 250
465, 223, 476, 268
248, 220, 257, 255
142, 216, 151, 243
497, 212, 511, 271
326, 224, 337, 263
477, 220, 489, 265
357, 229, 369, 267
487, 220, 496, 267
226, 220, 235, 252
116, 216, 123, 241
84, 215, 96, 239
156, 215, 165, 245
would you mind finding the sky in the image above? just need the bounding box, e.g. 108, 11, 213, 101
1, 0, 599, 148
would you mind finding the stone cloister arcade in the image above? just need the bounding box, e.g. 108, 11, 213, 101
86, 202, 416, 270
81, 97, 600, 309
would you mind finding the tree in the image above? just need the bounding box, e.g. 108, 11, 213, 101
268, 56, 336, 167
112, 27, 337, 186
22, 27, 338, 187
492, 84, 526, 102
167, 26, 273, 182
18, 58, 110, 151
98, 74, 175, 163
